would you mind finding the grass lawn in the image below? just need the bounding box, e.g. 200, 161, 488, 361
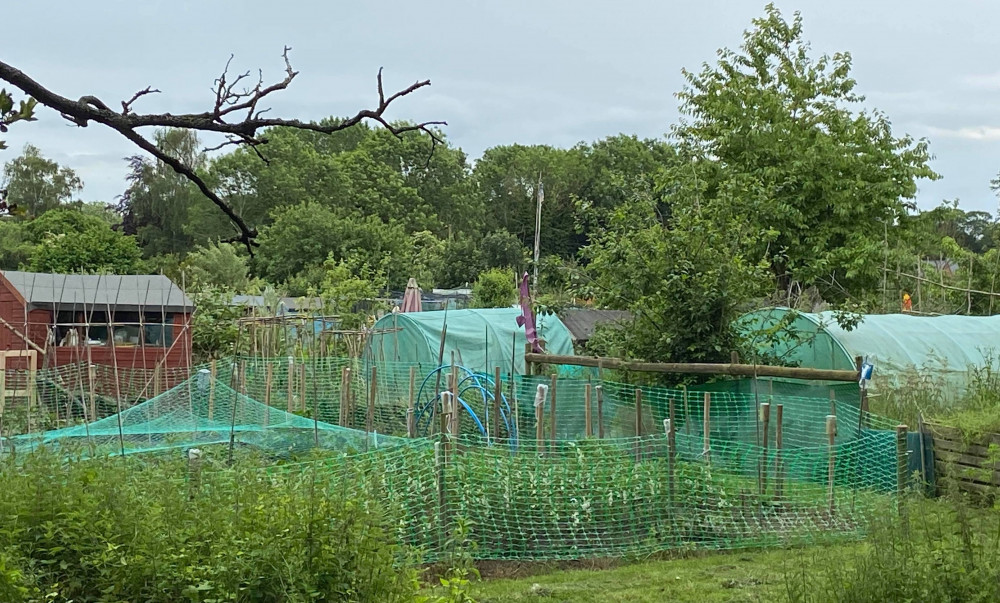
424, 542, 860, 603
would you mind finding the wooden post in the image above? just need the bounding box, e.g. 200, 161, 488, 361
703, 392, 711, 463
449, 368, 459, 437
153, 364, 162, 398
775, 404, 784, 500
534, 384, 547, 454
917, 414, 928, 490
525, 343, 534, 375
549, 374, 558, 447
407, 366, 417, 438
760, 403, 770, 495
584, 383, 593, 437
896, 424, 909, 529
208, 359, 217, 420
683, 385, 691, 437
340, 367, 352, 428
492, 367, 502, 442
829, 390, 836, 417
88, 363, 96, 423
367, 365, 377, 433
634, 388, 643, 461
0, 354, 5, 446
596, 385, 604, 438
299, 362, 307, 413
263, 362, 273, 428
286, 358, 294, 413
827, 415, 837, 513
667, 398, 676, 503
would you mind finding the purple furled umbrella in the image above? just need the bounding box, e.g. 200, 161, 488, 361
515, 272, 542, 353
400, 278, 422, 313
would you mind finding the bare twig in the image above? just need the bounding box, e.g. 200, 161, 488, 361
121, 86, 161, 114
0, 48, 444, 251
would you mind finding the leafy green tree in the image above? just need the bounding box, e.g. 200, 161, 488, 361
1, 144, 82, 217
180, 242, 250, 291
318, 258, 387, 331
473, 144, 588, 258
118, 129, 212, 256
582, 185, 772, 363
0, 220, 29, 269
254, 201, 408, 292
26, 209, 143, 274
480, 229, 529, 273
190, 287, 243, 360
673, 4, 937, 303
435, 235, 483, 288
471, 268, 516, 308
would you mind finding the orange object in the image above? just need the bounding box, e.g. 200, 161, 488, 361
902, 293, 912, 312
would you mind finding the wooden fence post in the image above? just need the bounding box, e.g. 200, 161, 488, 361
829, 390, 836, 417
88, 364, 96, 423
407, 366, 417, 438
534, 384, 547, 454
263, 362, 272, 427
896, 424, 909, 531
208, 359, 217, 421
703, 392, 711, 464
761, 403, 770, 495
286, 358, 294, 413
367, 365, 377, 433
584, 383, 593, 438
492, 367, 502, 443
827, 415, 837, 513
667, 397, 676, 503
596, 385, 604, 439
299, 362, 307, 413
549, 374, 558, 448
634, 388, 643, 461
775, 404, 784, 500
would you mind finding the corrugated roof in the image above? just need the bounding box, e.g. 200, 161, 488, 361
558, 309, 632, 343
1, 271, 193, 312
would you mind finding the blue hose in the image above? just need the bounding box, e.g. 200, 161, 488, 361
415, 365, 518, 450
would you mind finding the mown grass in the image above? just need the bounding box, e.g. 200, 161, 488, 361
453, 545, 858, 603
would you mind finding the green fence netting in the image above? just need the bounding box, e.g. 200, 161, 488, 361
1, 355, 905, 562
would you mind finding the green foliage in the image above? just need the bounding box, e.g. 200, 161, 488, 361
785, 499, 1000, 603
180, 242, 250, 291
1, 143, 81, 217
673, 4, 937, 303
0, 89, 37, 154
0, 451, 417, 602
470, 268, 516, 308
582, 188, 771, 363
436, 235, 483, 288
0, 219, 29, 269
119, 129, 213, 256
318, 258, 387, 330
480, 229, 528, 273
190, 287, 243, 360
25, 208, 143, 274
255, 200, 408, 292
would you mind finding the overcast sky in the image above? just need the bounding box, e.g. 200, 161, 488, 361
4, 0, 1000, 213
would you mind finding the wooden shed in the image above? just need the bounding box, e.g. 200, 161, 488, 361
0, 270, 194, 372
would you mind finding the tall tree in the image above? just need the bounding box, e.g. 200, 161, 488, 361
118, 128, 210, 257
25, 208, 143, 274
673, 4, 937, 303
1, 143, 81, 217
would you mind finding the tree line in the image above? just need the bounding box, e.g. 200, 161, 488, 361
2, 5, 999, 364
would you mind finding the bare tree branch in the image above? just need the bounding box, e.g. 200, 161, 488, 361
121, 86, 160, 114
0, 49, 445, 252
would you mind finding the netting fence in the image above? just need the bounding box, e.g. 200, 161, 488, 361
1, 355, 907, 561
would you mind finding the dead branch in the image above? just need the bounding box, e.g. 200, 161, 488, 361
121, 86, 160, 114
0, 48, 446, 251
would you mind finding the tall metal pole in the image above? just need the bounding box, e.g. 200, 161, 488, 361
532, 173, 543, 294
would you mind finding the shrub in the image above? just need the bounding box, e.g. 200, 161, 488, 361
0, 450, 416, 602
470, 268, 516, 309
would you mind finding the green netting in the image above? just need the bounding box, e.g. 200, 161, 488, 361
8, 368, 414, 456
364, 308, 575, 375
3, 355, 908, 562
739, 306, 1000, 395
